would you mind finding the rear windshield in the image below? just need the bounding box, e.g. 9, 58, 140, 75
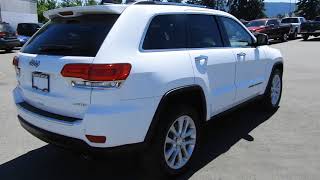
281, 18, 299, 23
22, 14, 119, 57
0, 24, 15, 33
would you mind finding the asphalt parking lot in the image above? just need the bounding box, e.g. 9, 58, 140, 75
0, 38, 320, 180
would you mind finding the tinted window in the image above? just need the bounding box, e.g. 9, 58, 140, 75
281, 18, 299, 23
22, 14, 119, 57
142, 15, 186, 50
315, 17, 320, 21
187, 14, 223, 48
17, 23, 42, 36
267, 19, 279, 25
220, 17, 253, 47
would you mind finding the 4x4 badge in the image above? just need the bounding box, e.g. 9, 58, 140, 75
29, 59, 40, 68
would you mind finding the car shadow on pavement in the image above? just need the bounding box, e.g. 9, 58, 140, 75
0, 101, 277, 180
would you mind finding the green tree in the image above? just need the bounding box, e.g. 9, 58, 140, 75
295, 0, 320, 20
85, 0, 98, 5
228, 0, 266, 20
60, 0, 83, 7
187, 0, 226, 10
37, 0, 58, 23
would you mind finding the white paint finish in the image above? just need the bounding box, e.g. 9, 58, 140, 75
233, 47, 268, 103
13, 4, 284, 148
189, 48, 237, 116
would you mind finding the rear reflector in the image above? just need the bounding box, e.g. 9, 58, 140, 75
12, 56, 19, 67
61, 63, 131, 81
86, 135, 106, 143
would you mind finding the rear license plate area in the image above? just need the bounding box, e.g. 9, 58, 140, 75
32, 72, 49, 92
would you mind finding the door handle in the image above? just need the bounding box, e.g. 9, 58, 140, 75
195, 55, 208, 66
237, 52, 246, 57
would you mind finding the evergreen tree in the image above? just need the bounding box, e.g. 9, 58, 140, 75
187, 0, 226, 10
37, 0, 58, 23
85, 0, 98, 5
228, 0, 266, 20
60, 0, 83, 7
296, 0, 320, 20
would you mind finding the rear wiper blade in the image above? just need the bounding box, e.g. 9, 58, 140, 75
39, 45, 73, 52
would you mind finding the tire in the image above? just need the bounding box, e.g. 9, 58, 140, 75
302, 34, 309, 41
290, 31, 297, 40
281, 33, 288, 42
262, 69, 283, 110
143, 104, 202, 176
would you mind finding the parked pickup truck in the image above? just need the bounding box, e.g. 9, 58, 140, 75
300, 16, 320, 40
281, 17, 306, 39
246, 18, 292, 42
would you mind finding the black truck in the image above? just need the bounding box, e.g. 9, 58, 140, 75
300, 16, 320, 40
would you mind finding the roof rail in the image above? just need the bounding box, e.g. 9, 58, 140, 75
134, 1, 208, 8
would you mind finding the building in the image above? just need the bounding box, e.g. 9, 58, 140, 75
0, 0, 38, 29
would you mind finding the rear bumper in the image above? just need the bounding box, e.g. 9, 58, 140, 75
13, 87, 159, 149
0, 38, 20, 49
18, 116, 145, 154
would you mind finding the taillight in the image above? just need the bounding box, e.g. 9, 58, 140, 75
61, 63, 131, 89
13, 56, 19, 67
0, 32, 6, 38
13, 56, 20, 77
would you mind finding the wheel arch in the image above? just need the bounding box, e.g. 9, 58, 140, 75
144, 85, 207, 144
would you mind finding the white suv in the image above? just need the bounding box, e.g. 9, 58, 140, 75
13, 2, 283, 175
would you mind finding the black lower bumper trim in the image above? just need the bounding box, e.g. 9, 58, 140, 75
18, 116, 145, 154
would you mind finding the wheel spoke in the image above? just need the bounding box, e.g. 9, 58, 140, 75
182, 118, 189, 137
177, 118, 184, 135
183, 128, 195, 138
166, 137, 175, 144
177, 148, 183, 166
169, 148, 178, 167
169, 126, 179, 137
184, 139, 196, 146
181, 144, 189, 158
165, 146, 175, 159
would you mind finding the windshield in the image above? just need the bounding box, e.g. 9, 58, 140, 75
281, 18, 299, 23
246, 20, 267, 27
22, 14, 119, 57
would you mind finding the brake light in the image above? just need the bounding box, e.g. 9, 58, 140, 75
61, 63, 131, 81
12, 56, 19, 67
61, 63, 131, 89
0, 32, 6, 38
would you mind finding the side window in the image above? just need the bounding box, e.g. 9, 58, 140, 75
142, 15, 186, 50
267, 20, 278, 26
220, 17, 253, 48
187, 14, 223, 48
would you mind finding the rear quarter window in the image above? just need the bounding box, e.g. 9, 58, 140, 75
142, 14, 187, 50
22, 14, 119, 57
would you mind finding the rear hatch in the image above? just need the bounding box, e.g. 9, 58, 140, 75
17, 14, 119, 119
0, 23, 17, 40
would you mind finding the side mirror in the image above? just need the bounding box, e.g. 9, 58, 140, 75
254, 33, 269, 46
